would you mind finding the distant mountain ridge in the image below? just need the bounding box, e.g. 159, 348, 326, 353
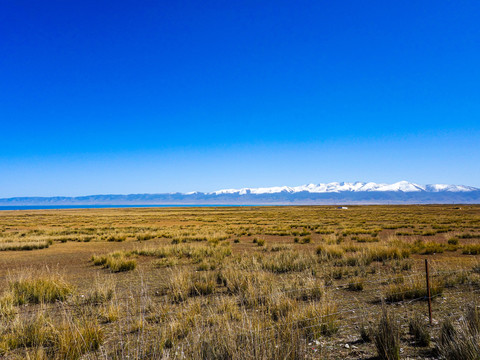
1, 181, 479, 206
210, 181, 477, 195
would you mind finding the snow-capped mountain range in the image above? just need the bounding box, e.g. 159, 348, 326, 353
1, 181, 479, 207
212, 181, 478, 195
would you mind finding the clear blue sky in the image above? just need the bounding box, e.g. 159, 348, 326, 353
1, 1, 479, 197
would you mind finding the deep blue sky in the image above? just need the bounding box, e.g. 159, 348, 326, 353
1, 1, 479, 197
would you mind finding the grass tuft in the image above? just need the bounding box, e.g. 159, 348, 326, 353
374, 308, 400, 360
408, 314, 430, 346
91, 252, 137, 272
9, 273, 73, 305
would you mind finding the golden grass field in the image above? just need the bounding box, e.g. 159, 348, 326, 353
1, 205, 480, 359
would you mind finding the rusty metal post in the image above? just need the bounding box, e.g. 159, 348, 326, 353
425, 259, 432, 325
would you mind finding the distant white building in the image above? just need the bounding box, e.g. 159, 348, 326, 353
337, 206, 348, 209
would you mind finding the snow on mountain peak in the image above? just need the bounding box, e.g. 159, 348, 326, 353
210, 181, 477, 195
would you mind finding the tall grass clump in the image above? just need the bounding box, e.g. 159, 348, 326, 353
295, 299, 339, 338
438, 308, 480, 360
9, 273, 73, 305
463, 244, 480, 255
347, 278, 364, 291
53, 316, 104, 359
409, 314, 430, 346
413, 242, 446, 255
106, 234, 127, 242
81, 276, 115, 304
165, 269, 216, 303
217, 266, 277, 307
91, 252, 137, 272
3, 311, 54, 350
187, 319, 308, 360
260, 250, 315, 273
374, 308, 400, 360
384, 276, 443, 303
359, 321, 372, 342
132, 243, 231, 264
2, 312, 104, 359
367, 246, 410, 262
0, 291, 16, 319
0, 240, 51, 251
136, 232, 155, 241
316, 244, 344, 260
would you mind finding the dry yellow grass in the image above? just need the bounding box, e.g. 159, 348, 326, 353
0, 205, 479, 359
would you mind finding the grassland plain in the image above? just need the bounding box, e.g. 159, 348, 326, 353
0, 205, 480, 359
